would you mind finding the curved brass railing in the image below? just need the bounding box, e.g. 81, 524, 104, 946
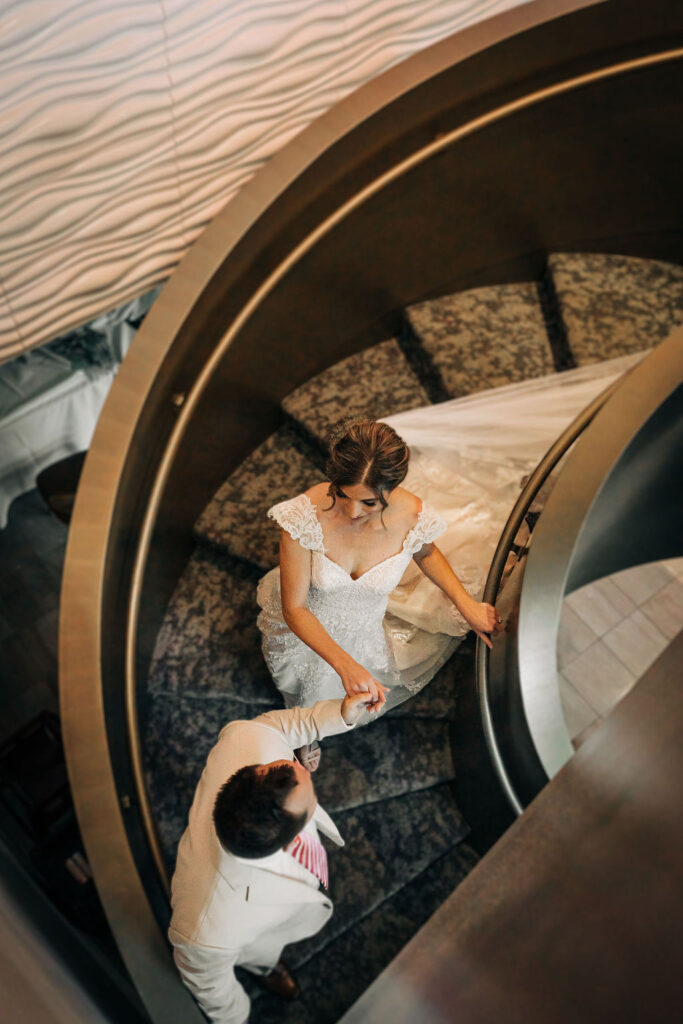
477, 332, 683, 814
476, 375, 624, 814
518, 331, 683, 776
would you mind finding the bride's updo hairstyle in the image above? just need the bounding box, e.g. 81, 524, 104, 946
325, 418, 410, 515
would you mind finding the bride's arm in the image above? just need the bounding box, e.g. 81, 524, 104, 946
413, 542, 501, 649
279, 530, 388, 706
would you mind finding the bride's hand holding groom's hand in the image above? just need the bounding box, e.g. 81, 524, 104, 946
337, 654, 389, 711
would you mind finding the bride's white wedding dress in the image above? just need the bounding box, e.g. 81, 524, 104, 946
256, 495, 457, 711
256, 352, 645, 713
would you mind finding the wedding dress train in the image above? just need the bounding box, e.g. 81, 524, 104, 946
257, 352, 645, 713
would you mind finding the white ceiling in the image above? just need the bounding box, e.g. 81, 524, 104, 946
0, 0, 530, 361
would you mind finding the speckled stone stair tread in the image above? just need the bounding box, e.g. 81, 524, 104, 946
548, 253, 683, 365
148, 544, 277, 703
405, 281, 555, 398
194, 425, 324, 569
250, 840, 479, 1024
313, 718, 454, 815
144, 689, 284, 871
283, 784, 469, 971
281, 339, 430, 444
384, 647, 464, 721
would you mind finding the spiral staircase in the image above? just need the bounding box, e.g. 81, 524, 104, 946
45, 3, 683, 1020
142, 252, 683, 1023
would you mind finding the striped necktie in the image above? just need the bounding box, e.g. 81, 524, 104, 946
286, 830, 329, 889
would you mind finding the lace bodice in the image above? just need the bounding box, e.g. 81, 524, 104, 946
267, 493, 446, 593
256, 493, 448, 701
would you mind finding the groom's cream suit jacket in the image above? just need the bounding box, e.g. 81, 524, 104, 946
168, 699, 354, 1024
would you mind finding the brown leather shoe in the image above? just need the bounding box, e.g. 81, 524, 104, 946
256, 960, 300, 1001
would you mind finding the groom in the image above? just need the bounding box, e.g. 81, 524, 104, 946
168, 693, 377, 1024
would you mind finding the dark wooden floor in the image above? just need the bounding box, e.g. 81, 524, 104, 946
0, 490, 66, 745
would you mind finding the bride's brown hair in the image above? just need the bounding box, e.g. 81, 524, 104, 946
324, 419, 410, 515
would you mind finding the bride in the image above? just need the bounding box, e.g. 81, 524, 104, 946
256, 419, 501, 767
256, 350, 644, 768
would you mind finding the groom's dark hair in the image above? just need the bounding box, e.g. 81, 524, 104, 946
213, 763, 306, 858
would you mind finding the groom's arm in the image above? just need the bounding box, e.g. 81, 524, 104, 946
253, 696, 372, 749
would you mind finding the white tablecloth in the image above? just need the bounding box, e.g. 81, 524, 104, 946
0, 366, 115, 527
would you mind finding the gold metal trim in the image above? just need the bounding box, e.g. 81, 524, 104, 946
477, 375, 624, 815
125, 47, 683, 889
519, 330, 683, 776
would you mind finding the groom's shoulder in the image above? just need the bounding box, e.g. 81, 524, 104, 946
218, 710, 286, 737
211, 712, 291, 764
213, 717, 270, 753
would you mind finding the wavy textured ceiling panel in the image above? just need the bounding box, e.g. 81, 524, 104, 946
0, 0, 528, 359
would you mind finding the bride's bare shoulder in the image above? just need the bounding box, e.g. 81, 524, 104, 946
304, 481, 329, 508
391, 487, 423, 523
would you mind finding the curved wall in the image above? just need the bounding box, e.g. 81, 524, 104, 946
0, 0, 533, 360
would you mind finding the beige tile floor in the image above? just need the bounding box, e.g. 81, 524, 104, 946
557, 558, 683, 747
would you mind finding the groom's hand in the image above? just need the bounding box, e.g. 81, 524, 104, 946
341, 690, 386, 725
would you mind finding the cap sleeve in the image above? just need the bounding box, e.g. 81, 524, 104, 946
267, 494, 324, 552
403, 503, 447, 556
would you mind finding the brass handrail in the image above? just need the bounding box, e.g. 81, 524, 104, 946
475, 376, 624, 814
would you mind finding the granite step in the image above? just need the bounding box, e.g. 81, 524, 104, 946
193, 423, 323, 570
547, 252, 683, 365
313, 717, 455, 815
147, 544, 277, 703
143, 689, 284, 871
250, 839, 479, 1024
384, 643, 466, 722
284, 784, 469, 971
281, 338, 430, 445
405, 281, 555, 398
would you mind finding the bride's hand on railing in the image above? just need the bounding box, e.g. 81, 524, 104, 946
461, 599, 502, 649
338, 658, 389, 710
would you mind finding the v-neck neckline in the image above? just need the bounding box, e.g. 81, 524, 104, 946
301, 493, 424, 582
